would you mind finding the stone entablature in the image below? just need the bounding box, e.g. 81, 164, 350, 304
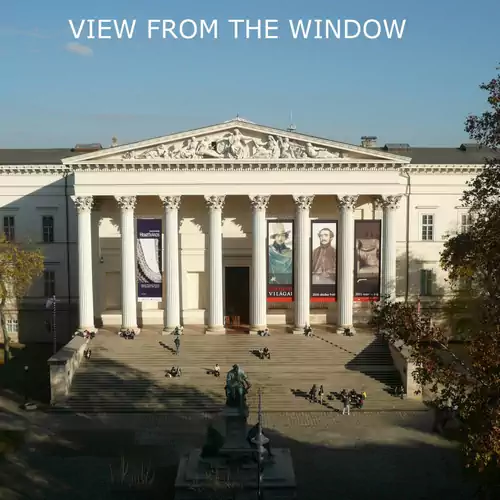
0, 119, 488, 339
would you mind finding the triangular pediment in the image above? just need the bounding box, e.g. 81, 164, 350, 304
62, 119, 411, 163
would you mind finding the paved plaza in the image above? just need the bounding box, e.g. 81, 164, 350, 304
0, 405, 477, 500
0, 329, 477, 499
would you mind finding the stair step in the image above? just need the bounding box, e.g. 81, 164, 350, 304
58, 331, 409, 414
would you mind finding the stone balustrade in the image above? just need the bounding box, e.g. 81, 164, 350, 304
388, 340, 421, 399
47, 336, 89, 405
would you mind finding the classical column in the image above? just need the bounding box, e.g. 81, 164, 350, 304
379, 195, 402, 301
160, 195, 181, 334
115, 196, 139, 333
336, 195, 358, 334
72, 196, 96, 332
205, 195, 225, 333
91, 200, 102, 327
249, 195, 270, 334
293, 196, 315, 333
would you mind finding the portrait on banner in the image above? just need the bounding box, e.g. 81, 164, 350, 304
354, 220, 381, 299
267, 220, 294, 301
310, 221, 337, 301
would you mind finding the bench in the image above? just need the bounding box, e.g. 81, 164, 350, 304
47, 336, 89, 405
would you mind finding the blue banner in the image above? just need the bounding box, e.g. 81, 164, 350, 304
136, 219, 162, 301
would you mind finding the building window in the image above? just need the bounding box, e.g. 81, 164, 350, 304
420, 269, 433, 296
421, 214, 434, 241
3, 216, 15, 242
5, 318, 19, 334
42, 216, 54, 243
44, 270, 56, 298
460, 213, 472, 233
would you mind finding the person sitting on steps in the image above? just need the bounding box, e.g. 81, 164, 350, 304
166, 366, 182, 378
258, 328, 270, 337
213, 363, 220, 377
304, 324, 313, 337
263, 346, 271, 359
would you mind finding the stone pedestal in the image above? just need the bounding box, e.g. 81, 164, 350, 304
174, 406, 296, 499
175, 448, 296, 500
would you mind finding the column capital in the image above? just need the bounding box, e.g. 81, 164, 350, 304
376, 194, 403, 210
115, 196, 137, 211
160, 195, 181, 210
204, 195, 225, 210
293, 195, 314, 211
337, 195, 358, 210
71, 195, 94, 214
249, 195, 270, 211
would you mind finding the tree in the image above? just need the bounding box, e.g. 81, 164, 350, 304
372, 67, 500, 490
0, 236, 44, 363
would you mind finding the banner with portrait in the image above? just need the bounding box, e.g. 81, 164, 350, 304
136, 219, 162, 301
310, 220, 338, 302
354, 220, 381, 301
267, 220, 294, 302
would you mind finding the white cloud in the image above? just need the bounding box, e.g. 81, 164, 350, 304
65, 42, 93, 57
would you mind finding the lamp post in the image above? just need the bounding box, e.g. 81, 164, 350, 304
45, 295, 58, 355
251, 388, 269, 500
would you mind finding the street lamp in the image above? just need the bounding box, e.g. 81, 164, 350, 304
45, 295, 59, 355
251, 388, 269, 500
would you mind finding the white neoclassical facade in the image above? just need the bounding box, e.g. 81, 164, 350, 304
0, 119, 487, 341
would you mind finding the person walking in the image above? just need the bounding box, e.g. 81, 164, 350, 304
318, 385, 324, 405
174, 334, 181, 355
342, 392, 351, 415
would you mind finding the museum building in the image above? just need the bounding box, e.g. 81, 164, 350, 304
0, 118, 489, 340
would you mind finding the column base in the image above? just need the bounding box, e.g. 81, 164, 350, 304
119, 327, 141, 335
248, 325, 267, 335
205, 326, 226, 335
77, 327, 97, 335
335, 326, 356, 335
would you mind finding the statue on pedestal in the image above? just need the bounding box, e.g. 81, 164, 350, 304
225, 364, 251, 410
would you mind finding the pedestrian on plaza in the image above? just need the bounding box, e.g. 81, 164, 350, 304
342, 392, 351, 415
174, 334, 180, 355
318, 385, 324, 405
308, 384, 317, 403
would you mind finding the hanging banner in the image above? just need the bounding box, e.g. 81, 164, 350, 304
310, 220, 338, 302
267, 220, 294, 302
354, 220, 381, 301
137, 219, 162, 301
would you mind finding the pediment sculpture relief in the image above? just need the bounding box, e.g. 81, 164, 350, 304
121, 128, 344, 160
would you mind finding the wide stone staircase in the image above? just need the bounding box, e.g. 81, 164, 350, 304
55, 327, 426, 413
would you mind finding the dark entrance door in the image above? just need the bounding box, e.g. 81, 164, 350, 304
224, 266, 250, 327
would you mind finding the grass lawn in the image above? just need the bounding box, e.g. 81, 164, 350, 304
0, 342, 63, 405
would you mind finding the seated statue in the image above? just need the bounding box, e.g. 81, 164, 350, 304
225, 364, 251, 409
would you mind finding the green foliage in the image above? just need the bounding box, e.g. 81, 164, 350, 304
0, 236, 44, 362
373, 67, 500, 487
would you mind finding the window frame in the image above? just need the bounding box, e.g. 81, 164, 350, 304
43, 270, 56, 298
5, 318, 19, 334
459, 212, 472, 234
42, 215, 55, 243
420, 213, 435, 241
2, 215, 15, 242
420, 269, 433, 296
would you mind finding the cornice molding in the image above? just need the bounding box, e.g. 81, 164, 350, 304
0, 165, 70, 175
0, 162, 484, 175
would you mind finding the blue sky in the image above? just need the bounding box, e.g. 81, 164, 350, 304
1, 0, 499, 148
